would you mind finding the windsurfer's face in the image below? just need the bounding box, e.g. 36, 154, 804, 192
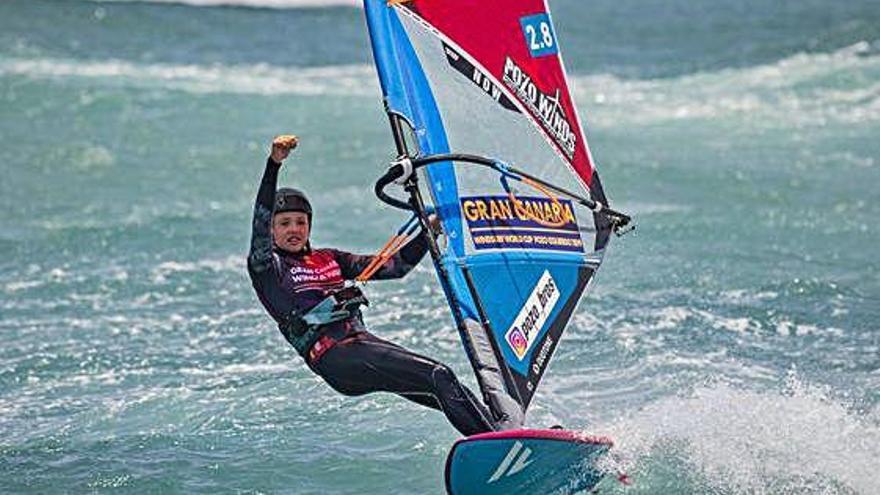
272, 211, 310, 253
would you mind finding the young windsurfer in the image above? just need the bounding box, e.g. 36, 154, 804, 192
247, 134, 495, 436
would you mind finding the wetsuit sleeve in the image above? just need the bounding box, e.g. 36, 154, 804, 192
247, 158, 306, 333
248, 158, 280, 273
332, 232, 429, 281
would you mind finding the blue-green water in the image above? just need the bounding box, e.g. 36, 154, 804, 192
1, 0, 879, 493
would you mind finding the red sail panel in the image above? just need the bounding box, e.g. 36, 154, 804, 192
401, 0, 595, 187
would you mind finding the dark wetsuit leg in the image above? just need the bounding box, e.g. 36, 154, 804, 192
311, 332, 495, 437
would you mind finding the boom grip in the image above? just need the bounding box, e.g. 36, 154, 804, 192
374, 163, 412, 211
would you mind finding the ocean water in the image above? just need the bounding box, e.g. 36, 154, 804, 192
1, 0, 879, 493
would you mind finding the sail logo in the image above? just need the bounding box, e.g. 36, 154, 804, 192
443, 43, 519, 113
505, 271, 560, 361
502, 57, 577, 159
461, 195, 584, 253
488, 441, 533, 483
463, 196, 576, 227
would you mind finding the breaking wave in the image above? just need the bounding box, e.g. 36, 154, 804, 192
0, 56, 376, 96
571, 41, 880, 127
599, 374, 880, 494
90, 0, 360, 8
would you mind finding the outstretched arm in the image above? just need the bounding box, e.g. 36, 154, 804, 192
247, 136, 306, 331
247, 156, 281, 273
248, 134, 297, 270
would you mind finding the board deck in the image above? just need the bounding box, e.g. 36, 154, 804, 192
445, 429, 613, 495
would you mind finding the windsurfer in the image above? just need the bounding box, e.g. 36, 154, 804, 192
247, 134, 496, 436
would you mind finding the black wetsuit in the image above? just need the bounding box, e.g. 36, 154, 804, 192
247, 158, 495, 436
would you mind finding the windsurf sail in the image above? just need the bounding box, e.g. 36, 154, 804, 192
363, 0, 629, 429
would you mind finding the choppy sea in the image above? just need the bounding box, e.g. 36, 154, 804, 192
1, 0, 878, 493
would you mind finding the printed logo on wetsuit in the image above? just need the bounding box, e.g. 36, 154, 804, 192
288, 263, 342, 284
280, 253, 345, 294
505, 270, 559, 361
502, 57, 576, 160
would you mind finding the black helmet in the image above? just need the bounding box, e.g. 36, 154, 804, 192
274, 188, 312, 223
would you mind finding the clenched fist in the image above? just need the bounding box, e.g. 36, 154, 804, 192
270, 135, 299, 164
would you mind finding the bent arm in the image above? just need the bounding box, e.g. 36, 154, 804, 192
247, 158, 306, 334
334, 232, 430, 281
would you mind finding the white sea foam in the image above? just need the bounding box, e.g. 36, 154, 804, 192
3, 279, 45, 293
718, 289, 779, 305
91, 0, 360, 8
0, 56, 377, 96
613, 303, 846, 340
178, 362, 289, 378
599, 374, 880, 494
572, 42, 880, 127
3, 41, 876, 126
150, 254, 244, 282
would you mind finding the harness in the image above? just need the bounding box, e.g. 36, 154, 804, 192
284, 286, 369, 360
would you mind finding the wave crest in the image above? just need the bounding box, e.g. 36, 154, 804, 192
572, 42, 880, 127
0, 56, 377, 96
91, 0, 360, 9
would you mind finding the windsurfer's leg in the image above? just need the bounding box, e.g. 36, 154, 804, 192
423, 362, 496, 435
397, 392, 443, 411
313, 333, 495, 436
